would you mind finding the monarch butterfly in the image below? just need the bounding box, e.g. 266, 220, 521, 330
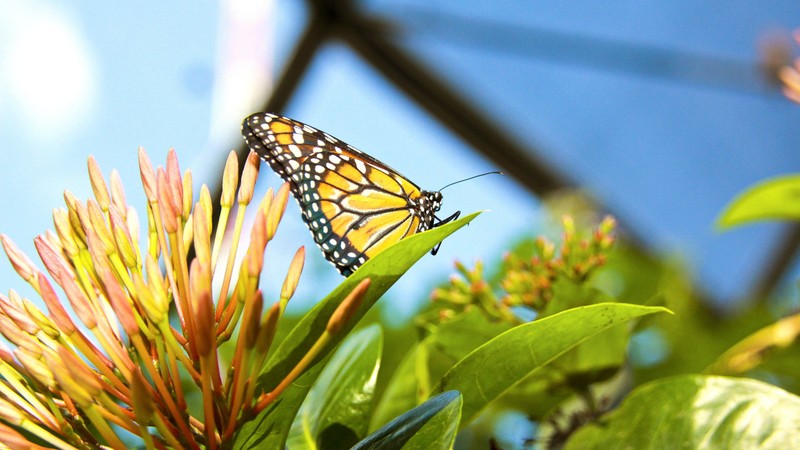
241, 113, 460, 276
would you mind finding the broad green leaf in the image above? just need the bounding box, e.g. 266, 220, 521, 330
427, 308, 515, 363
546, 283, 630, 385
432, 303, 670, 427
233, 212, 480, 449
552, 326, 627, 384
423, 308, 515, 397
717, 174, 800, 229
353, 391, 462, 450
565, 375, 800, 449
371, 308, 513, 431
287, 325, 383, 450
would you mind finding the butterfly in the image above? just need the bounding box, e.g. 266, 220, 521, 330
241, 112, 460, 276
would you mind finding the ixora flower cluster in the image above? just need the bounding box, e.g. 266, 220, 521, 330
430, 215, 616, 321
0, 149, 368, 449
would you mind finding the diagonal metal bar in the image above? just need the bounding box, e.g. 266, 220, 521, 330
331, 18, 570, 196
386, 6, 775, 97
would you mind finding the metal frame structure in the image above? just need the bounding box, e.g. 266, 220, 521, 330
221, 0, 799, 304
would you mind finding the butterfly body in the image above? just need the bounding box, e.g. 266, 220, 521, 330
242, 113, 458, 276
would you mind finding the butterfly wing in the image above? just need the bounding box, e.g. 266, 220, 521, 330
242, 112, 433, 276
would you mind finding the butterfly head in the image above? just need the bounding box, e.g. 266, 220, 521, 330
425, 190, 443, 210
416, 190, 443, 231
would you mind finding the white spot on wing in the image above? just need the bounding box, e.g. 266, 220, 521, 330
288, 144, 302, 158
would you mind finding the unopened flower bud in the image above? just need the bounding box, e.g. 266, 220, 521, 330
157, 169, 179, 233
327, 278, 371, 335
193, 203, 211, 265
109, 205, 137, 268
280, 247, 305, 301
266, 183, 290, 240
87, 156, 110, 211
1, 235, 35, 283
109, 169, 127, 219
15, 349, 54, 387
138, 147, 158, 202
166, 149, 184, 215
221, 151, 238, 208
238, 151, 260, 205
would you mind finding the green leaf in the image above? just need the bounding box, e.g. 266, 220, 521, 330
432, 303, 670, 427
287, 324, 383, 450
233, 212, 480, 449
427, 308, 515, 364
565, 375, 800, 449
371, 308, 513, 431
545, 283, 630, 385
423, 308, 516, 398
717, 174, 800, 229
353, 391, 462, 450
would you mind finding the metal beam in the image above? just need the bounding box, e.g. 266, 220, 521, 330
387, 6, 775, 97
331, 14, 570, 195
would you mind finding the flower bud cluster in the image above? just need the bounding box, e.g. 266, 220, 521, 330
0, 149, 369, 448
431, 215, 616, 321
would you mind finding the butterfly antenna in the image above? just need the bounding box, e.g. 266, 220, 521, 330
438, 171, 503, 191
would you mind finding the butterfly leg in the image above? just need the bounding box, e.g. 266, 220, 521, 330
430, 210, 461, 255
434, 210, 461, 227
